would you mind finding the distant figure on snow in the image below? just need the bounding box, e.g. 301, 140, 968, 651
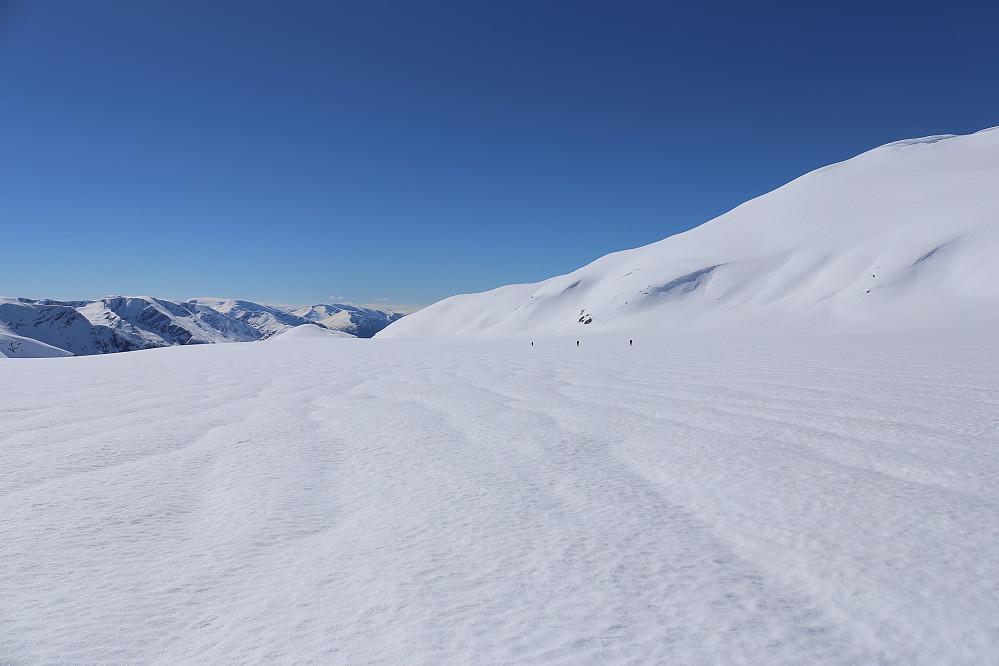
576, 340, 579, 347
630, 339, 633, 346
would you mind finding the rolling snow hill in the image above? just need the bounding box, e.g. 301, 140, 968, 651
0, 296, 404, 357
266, 322, 357, 341
378, 127, 999, 339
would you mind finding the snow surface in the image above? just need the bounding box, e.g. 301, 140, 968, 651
379, 127, 999, 339
2, 329, 997, 663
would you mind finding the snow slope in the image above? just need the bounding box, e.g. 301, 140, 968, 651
379, 127, 999, 339
0, 322, 73, 358
1, 330, 997, 663
0, 298, 150, 356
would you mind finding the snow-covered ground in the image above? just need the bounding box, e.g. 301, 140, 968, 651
2, 329, 997, 663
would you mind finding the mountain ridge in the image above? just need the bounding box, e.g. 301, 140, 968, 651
0, 296, 404, 358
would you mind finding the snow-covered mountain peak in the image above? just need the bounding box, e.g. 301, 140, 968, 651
290, 303, 403, 338
1, 296, 404, 357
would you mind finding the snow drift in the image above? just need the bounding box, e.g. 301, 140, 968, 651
378, 127, 999, 339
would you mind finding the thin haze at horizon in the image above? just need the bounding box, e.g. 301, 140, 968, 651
2, 0, 997, 309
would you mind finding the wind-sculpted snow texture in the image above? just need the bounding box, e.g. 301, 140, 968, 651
379, 127, 999, 339
2, 331, 997, 663
0, 296, 402, 357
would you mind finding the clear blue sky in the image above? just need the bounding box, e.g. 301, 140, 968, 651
2, 0, 997, 309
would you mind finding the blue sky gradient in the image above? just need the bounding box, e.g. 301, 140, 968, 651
2, 0, 997, 308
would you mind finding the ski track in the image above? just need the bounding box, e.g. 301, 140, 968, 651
1, 337, 997, 664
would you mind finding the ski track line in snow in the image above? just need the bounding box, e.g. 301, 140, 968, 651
1, 337, 997, 664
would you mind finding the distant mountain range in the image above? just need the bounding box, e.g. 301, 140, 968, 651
0, 296, 404, 358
